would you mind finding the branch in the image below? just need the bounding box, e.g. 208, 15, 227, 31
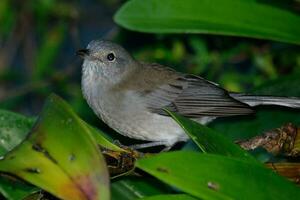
236, 123, 300, 157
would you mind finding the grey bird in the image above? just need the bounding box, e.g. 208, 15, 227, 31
77, 40, 300, 150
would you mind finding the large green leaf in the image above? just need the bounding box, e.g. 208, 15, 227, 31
111, 177, 171, 200
0, 95, 124, 199
0, 94, 110, 200
137, 152, 300, 200
166, 111, 256, 162
114, 0, 300, 45
210, 74, 300, 140
141, 194, 198, 200
0, 95, 127, 199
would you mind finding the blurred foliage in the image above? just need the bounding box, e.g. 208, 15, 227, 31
0, 0, 300, 123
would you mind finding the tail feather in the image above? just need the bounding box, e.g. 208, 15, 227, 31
230, 93, 300, 108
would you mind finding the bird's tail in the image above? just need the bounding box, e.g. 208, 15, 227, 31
230, 93, 300, 108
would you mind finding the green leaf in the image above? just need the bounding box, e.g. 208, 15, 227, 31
114, 0, 300, 45
84, 121, 124, 152
0, 110, 35, 156
0, 101, 123, 155
166, 111, 256, 161
0, 176, 39, 200
0, 94, 110, 200
0, 99, 124, 199
0, 95, 123, 199
141, 194, 199, 200
111, 177, 171, 200
137, 152, 300, 200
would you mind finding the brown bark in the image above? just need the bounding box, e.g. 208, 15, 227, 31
236, 123, 300, 157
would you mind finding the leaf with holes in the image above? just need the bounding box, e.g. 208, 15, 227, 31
0, 94, 110, 200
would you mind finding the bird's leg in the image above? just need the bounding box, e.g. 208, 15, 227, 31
113, 140, 123, 146
161, 145, 173, 152
129, 141, 170, 150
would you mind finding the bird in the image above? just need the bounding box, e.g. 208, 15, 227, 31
77, 40, 300, 151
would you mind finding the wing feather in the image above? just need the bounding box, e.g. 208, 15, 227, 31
143, 69, 253, 117
116, 62, 254, 118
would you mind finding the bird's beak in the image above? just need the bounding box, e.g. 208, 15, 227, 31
76, 49, 90, 58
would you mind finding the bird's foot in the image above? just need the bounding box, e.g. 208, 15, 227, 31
114, 140, 174, 152
129, 141, 173, 152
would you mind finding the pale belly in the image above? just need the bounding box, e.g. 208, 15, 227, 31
85, 88, 187, 146
83, 81, 213, 147
98, 99, 189, 147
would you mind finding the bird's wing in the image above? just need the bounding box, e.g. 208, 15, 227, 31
140, 65, 254, 117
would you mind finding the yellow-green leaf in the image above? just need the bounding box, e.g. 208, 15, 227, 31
0, 94, 110, 200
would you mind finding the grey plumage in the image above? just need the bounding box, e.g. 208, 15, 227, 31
143, 70, 254, 117
230, 93, 300, 108
78, 40, 300, 149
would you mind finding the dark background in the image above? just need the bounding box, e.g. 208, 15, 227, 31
1, 0, 300, 135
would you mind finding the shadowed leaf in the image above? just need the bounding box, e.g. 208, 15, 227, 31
0, 175, 39, 200
166, 110, 256, 162
111, 177, 171, 200
140, 194, 198, 200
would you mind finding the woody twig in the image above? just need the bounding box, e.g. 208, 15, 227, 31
236, 123, 300, 157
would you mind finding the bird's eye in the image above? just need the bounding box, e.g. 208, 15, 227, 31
107, 53, 115, 61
